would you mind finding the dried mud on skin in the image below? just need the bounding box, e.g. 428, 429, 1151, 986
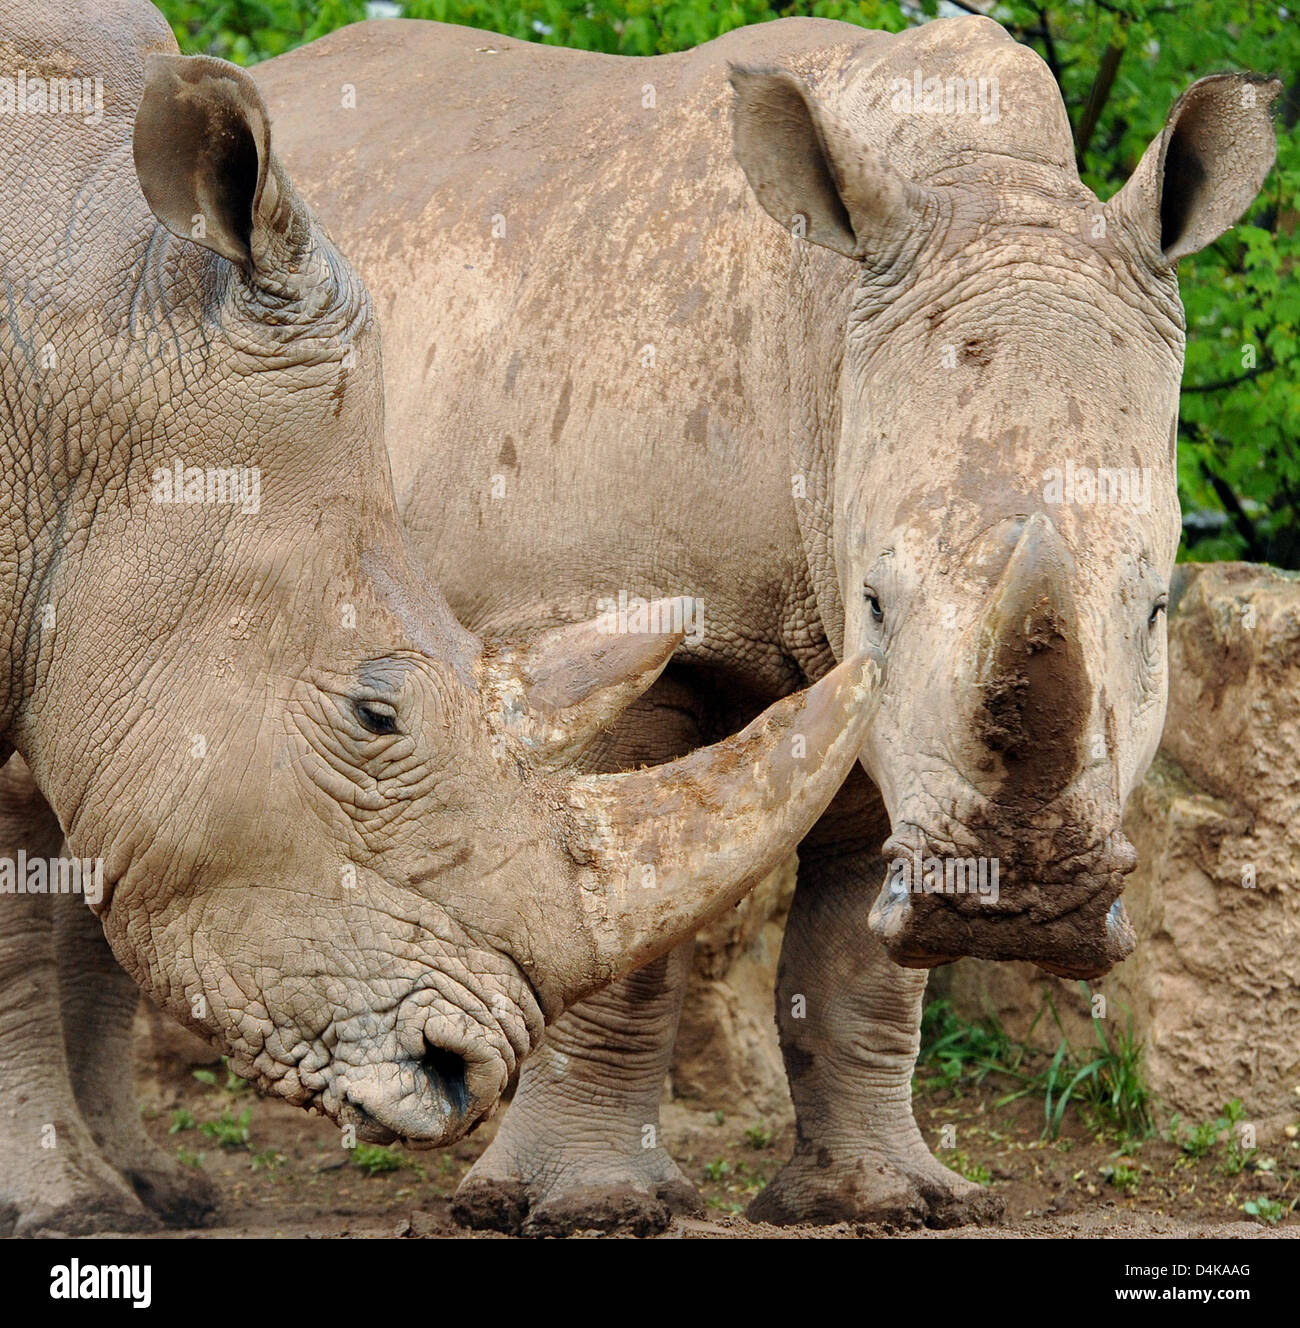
109, 1036, 1300, 1240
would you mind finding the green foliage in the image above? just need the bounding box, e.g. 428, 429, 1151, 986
157, 0, 1298, 563
350, 1142, 416, 1175
157, 1, 369, 63
250, 1148, 285, 1172
1100, 1160, 1141, 1192
939, 1148, 992, 1185
919, 988, 1154, 1143
1242, 1196, 1289, 1225
1040, 991, 1154, 1142
1169, 1098, 1246, 1159
742, 1123, 772, 1150
199, 1105, 253, 1148
168, 1107, 196, 1134
917, 997, 1030, 1093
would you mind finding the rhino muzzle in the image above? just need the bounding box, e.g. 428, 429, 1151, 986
868, 827, 1139, 978
866, 512, 1139, 976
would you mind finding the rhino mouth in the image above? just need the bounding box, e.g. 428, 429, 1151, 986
868, 823, 1138, 978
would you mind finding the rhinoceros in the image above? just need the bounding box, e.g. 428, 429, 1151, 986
0, 0, 881, 1236
254, 14, 1279, 1232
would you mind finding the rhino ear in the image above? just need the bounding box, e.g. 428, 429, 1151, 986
1105, 74, 1281, 265
728, 65, 934, 261
133, 53, 310, 293
484, 598, 695, 769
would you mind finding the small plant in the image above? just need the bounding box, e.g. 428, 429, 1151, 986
743, 1124, 772, 1150
703, 1158, 732, 1182
711, 1110, 726, 1126
1101, 1162, 1141, 1192
176, 1146, 205, 1170
192, 1058, 251, 1095
250, 1149, 284, 1173
199, 1106, 252, 1149
1173, 1100, 1247, 1160
1242, 1197, 1288, 1225
941, 1149, 992, 1185
168, 1108, 196, 1134
705, 1196, 745, 1215
350, 1143, 406, 1175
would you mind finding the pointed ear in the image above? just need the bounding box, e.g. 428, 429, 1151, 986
728, 64, 935, 261
484, 598, 697, 769
1105, 73, 1281, 265
133, 53, 311, 293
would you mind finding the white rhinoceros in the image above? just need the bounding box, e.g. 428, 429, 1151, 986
253, 14, 1279, 1233
0, 0, 881, 1236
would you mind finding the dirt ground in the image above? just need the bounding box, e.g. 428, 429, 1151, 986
131, 1035, 1300, 1240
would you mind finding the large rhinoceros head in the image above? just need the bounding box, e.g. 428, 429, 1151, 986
730, 19, 1278, 977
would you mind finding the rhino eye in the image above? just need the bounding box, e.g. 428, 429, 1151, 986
1148, 596, 1168, 630
864, 587, 885, 626
353, 700, 400, 735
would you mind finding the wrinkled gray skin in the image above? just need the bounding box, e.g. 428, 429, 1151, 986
253, 15, 1278, 1232
0, 0, 881, 1236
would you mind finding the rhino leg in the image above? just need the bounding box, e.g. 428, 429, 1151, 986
0, 757, 157, 1236
453, 673, 708, 1236
57, 893, 219, 1227
453, 944, 697, 1237
749, 773, 1004, 1229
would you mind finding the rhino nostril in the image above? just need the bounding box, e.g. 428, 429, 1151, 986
420, 1038, 469, 1117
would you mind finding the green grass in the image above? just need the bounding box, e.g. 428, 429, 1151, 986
350, 1143, 422, 1177
168, 1108, 196, 1134
918, 987, 1156, 1144
916, 998, 1031, 1094
938, 1148, 991, 1185
199, 1106, 253, 1149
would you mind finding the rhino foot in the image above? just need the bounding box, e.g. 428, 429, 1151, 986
453, 1147, 702, 1237
1, 1161, 160, 1238
119, 1156, 220, 1228
748, 1148, 1003, 1230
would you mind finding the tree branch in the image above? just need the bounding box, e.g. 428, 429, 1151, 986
1075, 37, 1125, 167
1181, 358, 1275, 393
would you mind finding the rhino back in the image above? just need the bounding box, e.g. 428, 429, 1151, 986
257, 16, 1075, 689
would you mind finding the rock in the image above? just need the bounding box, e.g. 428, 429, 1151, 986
945, 563, 1300, 1123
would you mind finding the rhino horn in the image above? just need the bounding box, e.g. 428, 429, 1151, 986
484, 598, 694, 769
966, 514, 1088, 801
541, 651, 884, 1009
